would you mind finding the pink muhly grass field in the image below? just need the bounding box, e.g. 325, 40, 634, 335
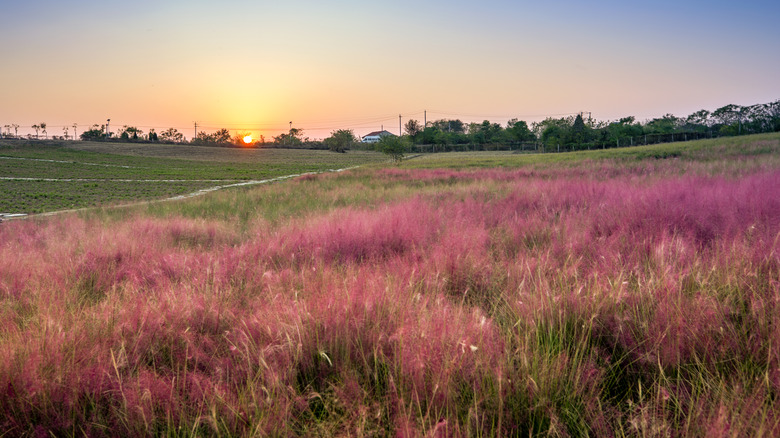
0, 161, 779, 436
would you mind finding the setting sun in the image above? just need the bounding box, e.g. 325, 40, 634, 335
243, 135, 252, 144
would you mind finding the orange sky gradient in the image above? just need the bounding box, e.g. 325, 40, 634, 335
2, 0, 778, 141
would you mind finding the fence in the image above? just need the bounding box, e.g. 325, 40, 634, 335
408, 142, 540, 153
406, 130, 731, 154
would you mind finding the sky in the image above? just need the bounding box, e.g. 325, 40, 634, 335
1, 0, 778, 140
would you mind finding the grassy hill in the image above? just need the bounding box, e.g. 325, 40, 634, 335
0, 133, 779, 436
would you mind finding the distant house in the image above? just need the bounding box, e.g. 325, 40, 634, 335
361, 130, 396, 144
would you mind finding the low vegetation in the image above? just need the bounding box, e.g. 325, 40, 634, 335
0, 134, 779, 436
0, 140, 387, 214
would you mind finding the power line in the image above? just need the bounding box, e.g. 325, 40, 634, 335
425, 109, 583, 120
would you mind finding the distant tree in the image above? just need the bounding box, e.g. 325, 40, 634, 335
606, 116, 643, 146
80, 124, 105, 141
765, 100, 780, 132
468, 120, 504, 145
404, 119, 423, 137
416, 126, 438, 144
192, 131, 215, 144
190, 129, 231, 145
744, 103, 777, 134
12, 124, 19, 137
148, 129, 158, 142
40, 123, 47, 139
430, 119, 466, 134
711, 104, 741, 127
645, 114, 680, 134
273, 127, 305, 145
376, 135, 408, 162
570, 114, 588, 145
273, 133, 288, 145
451, 119, 466, 134
434, 130, 452, 146
212, 128, 231, 144
119, 126, 143, 141
324, 129, 357, 153
686, 109, 711, 128
160, 128, 184, 143
506, 119, 535, 142
534, 117, 573, 148
405, 119, 471, 146
31, 124, 40, 139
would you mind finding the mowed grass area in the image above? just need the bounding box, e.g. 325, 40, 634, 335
1, 133, 780, 436
0, 139, 387, 213
401, 132, 780, 172
0, 180, 223, 216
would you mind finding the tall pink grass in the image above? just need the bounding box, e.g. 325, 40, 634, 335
1, 163, 779, 435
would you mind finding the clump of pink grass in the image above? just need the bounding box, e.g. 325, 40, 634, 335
0, 161, 779, 435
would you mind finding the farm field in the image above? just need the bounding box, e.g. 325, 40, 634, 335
0, 140, 386, 214
0, 133, 779, 436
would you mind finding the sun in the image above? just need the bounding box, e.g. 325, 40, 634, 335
243, 135, 253, 144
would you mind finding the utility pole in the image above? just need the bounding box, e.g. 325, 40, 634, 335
424, 110, 427, 128
399, 114, 402, 136
106, 119, 110, 139
194, 122, 197, 140
73, 123, 77, 141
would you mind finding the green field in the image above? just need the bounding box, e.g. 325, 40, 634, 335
0, 140, 387, 214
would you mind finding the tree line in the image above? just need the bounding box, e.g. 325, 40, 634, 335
77, 125, 246, 145
261, 98, 780, 155
395, 100, 780, 152
3, 99, 777, 155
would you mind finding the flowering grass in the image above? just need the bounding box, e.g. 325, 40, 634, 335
1, 134, 779, 436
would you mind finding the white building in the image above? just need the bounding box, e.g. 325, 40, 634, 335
361, 130, 396, 144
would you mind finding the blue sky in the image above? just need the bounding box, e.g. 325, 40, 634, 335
1, 0, 778, 139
